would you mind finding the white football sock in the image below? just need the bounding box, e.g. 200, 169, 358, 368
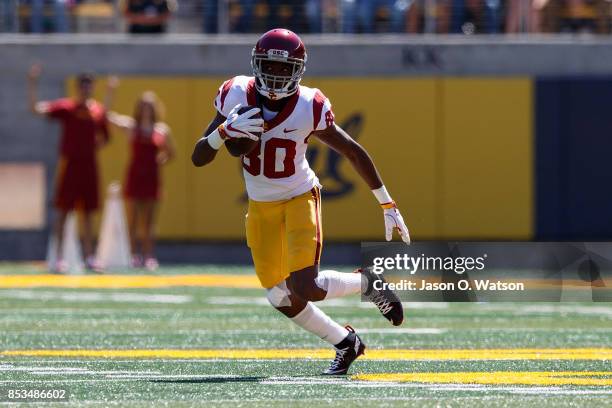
291, 302, 348, 345
315, 270, 364, 299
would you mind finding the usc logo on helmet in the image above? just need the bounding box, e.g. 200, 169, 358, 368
267, 49, 290, 59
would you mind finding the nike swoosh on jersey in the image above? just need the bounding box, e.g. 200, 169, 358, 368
283, 128, 298, 133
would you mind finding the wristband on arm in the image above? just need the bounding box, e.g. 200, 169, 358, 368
372, 185, 396, 208
205, 127, 226, 150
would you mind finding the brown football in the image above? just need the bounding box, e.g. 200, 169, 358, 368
225, 105, 262, 157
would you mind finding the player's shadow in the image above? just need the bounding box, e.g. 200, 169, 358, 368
150, 376, 264, 384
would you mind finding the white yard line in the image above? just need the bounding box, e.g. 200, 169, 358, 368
105, 374, 240, 379
346, 382, 612, 395
204, 297, 451, 310
357, 328, 445, 334
0, 366, 90, 372
205, 296, 364, 307
402, 302, 450, 309
0, 308, 237, 316
28, 370, 161, 376
1, 378, 610, 396
0, 364, 163, 378
205, 297, 270, 306
3, 328, 447, 335
0, 290, 192, 304
510, 389, 612, 395
0, 379, 138, 383
30, 371, 99, 375
478, 303, 612, 317
2, 372, 611, 396
0, 308, 186, 315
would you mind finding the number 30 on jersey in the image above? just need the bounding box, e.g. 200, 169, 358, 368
243, 138, 297, 179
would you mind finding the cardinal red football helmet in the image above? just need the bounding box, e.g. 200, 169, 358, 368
251, 28, 307, 100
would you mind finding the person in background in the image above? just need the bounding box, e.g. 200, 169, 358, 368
405, 0, 452, 33
267, 0, 305, 32
340, 0, 408, 33
1, 0, 18, 32
29, 0, 69, 33
506, 0, 548, 33
558, 0, 602, 33
305, 0, 322, 32
107, 90, 175, 271
27, 64, 110, 273
235, 0, 257, 32
202, 0, 218, 32
123, 0, 176, 34
447, 0, 503, 34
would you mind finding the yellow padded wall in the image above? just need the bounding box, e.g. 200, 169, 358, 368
190, 78, 251, 240
303, 78, 438, 240
70, 76, 532, 241
439, 78, 533, 239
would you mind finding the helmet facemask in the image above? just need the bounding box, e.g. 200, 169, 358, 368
251, 49, 306, 100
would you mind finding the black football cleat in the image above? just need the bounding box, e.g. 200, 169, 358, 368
358, 267, 404, 326
323, 326, 366, 375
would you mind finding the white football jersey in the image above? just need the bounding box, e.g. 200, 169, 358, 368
214, 75, 335, 202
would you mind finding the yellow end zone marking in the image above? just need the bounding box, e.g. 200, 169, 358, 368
2, 274, 608, 290
0, 274, 260, 289
353, 371, 612, 386
2, 348, 610, 361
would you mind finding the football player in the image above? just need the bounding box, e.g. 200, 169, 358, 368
192, 29, 411, 375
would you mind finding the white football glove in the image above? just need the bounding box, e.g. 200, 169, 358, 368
382, 202, 411, 244
219, 104, 264, 141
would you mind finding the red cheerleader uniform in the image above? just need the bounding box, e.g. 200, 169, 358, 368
124, 127, 166, 201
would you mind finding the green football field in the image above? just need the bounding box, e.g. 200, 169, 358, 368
0, 263, 610, 407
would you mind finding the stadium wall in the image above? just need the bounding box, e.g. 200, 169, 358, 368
2, 36, 612, 260
535, 77, 612, 240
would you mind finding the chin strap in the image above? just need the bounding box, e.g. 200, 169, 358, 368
255, 79, 299, 101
